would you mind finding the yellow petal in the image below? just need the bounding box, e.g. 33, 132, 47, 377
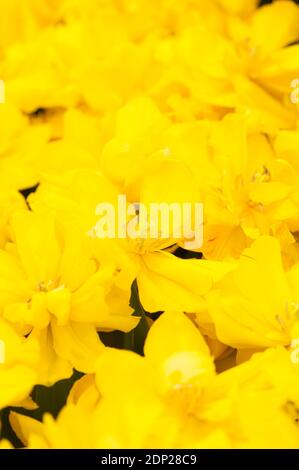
52, 320, 104, 373
251, 2, 299, 56
138, 251, 233, 312
11, 210, 61, 288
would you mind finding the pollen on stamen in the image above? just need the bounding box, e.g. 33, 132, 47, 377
252, 165, 271, 184
37, 280, 54, 292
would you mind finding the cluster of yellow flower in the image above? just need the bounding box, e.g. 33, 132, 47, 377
1, 0, 299, 449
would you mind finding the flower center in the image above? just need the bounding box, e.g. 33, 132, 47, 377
252, 165, 271, 183
36, 280, 55, 293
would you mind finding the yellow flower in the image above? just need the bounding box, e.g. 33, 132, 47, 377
1, 23, 80, 112
0, 317, 39, 409
10, 312, 222, 448
12, 312, 299, 448
164, 1, 299, 131
207, 236, 299, 350
0, 188, 26, 248
0, 0, 62, 47
100, 96, 170, 199
0, 104, 50, 190
185, 113, 299, 260
0, 209, 137, 382
29, 164, 233, 313
206, 346, 299, 448
142, 112, 299, 261
1, 0, 299, 449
